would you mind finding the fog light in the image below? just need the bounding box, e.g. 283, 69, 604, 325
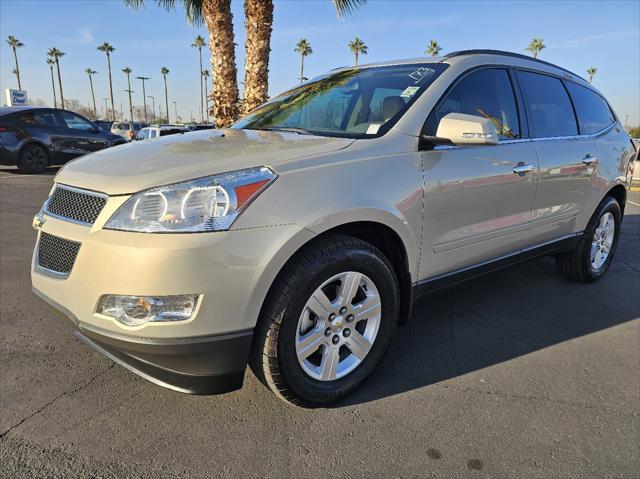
97, 294, 199, 326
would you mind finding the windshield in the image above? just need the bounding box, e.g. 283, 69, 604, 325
233, 63, 448, 138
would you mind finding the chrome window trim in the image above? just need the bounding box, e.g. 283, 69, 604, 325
43, 183, 109, 227
431, 122, 616, 151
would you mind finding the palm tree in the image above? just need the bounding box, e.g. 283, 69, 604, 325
46, 58, 57, 108
348, 36, 368, 66
6, 35, 24, 90
587, 66, 598, 84
294, 39, 313, 83
525, 38, 546, 59
97, 42, 116, 121
85, 68, 98, 118
161, 67, 170, 123
47, 48, 65, 109
202, 69, 210, 120
425, 40, 442, 57
242, 0, 273, 114
191, 35, 207, 122
123, 0, 367, 126
122, 67, 135, 121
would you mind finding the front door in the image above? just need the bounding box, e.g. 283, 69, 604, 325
56, 111, 108, 161
419, 68, 538, 279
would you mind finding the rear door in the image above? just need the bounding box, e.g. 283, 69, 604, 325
419, 67, 539, 279
517, 70, 598, 244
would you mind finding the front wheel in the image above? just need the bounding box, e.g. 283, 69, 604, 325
250, 235, 399, 406
556, 196, 621, 282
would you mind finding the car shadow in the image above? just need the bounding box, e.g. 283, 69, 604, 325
335, 213, 640, 407
0, 166, 60, 176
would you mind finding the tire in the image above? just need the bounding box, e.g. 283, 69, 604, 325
556, 196, 621, 283
17, 144, 49, 174
250, 234, 400, 407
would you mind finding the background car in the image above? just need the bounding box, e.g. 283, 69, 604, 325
0, 106, 127, 173
135, 125, 188, 140
93, 120, 113, 131
186, 124, 215, 131
111, 121, 148, 141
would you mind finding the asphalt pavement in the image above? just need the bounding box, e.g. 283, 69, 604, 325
1, 166, 638, 478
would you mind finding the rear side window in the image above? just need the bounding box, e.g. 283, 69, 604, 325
427, 68, 520, 139
517, 71, 578, 138
160, 128, 184, 136
565, 82, 615, 134
17, 110, 61, 128
149, 129, 158, 138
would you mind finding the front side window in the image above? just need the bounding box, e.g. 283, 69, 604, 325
60, 111, 95, 131
426, 68, 520, 139
233, 63, 449, 138
517, 71, 578, 138
565, 82, 615, 135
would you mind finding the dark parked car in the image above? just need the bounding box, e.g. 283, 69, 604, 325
0, 107, 126, 173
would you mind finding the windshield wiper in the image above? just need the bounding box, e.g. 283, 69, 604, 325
259, 126, 314, 135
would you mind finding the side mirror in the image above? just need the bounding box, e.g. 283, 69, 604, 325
89, 126, 99, 133
435, 112, 499, 146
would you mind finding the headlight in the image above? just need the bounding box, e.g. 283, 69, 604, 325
105, 167, 276, 233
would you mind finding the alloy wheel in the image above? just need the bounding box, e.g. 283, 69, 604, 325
295, 271, 382, 381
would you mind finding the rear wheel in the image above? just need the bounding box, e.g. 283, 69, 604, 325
250, 235, 399, 406
17, 144, 48, 174
556, 196, 621, 282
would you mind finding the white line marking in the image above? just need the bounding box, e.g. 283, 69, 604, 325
627, 200, 640, 207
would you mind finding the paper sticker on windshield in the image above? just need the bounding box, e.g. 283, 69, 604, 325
408, 67, 434, 83
366, 123, 382, 135
400, 86, 420, 98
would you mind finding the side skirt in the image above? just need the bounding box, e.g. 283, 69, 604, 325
412, 233, 582, 300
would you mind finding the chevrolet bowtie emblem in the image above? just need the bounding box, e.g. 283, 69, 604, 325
32, 212, 46, 231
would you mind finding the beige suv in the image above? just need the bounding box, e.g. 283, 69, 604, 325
31, 50, 637, 406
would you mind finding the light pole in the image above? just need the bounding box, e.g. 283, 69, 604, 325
148, 95, 156, 123
124, 89, 134, 120
102, 98, 109, 118
136, 76, 150, 123
172, 101, 178, 124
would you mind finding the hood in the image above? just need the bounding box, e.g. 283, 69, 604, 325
56, 129, 354, 195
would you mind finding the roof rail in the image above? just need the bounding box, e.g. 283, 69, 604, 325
441, 49, 583, 80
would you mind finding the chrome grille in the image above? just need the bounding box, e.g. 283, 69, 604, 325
45, 185, 107, 225
37, 232, 81, 276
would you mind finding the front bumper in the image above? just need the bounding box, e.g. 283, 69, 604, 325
35, 287, 252, 394
31, 201, 315, 394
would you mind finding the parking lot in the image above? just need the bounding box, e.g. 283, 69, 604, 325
0, 167, 638, 478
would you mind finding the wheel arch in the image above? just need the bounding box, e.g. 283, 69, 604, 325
19, 139, 53, 162
259, 219, 415, 327
605, 184, 627, 216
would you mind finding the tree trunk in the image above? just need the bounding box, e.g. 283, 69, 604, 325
203, 0, 239, 128
49, 65, 57, 108
204, 76, 209, 122
355, 51, 358, 66
198, 46, 204, 122
126, 74, 134, 122
55, 60, 64, 109
12, 47, 22, 90
107, 53, 115, 121
300, 54, 304, 83
243, 0, 273, 115
89, 75, 97, 118
163, 75, 169, 123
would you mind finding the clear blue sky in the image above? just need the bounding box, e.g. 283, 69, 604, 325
1, 0, 638, 125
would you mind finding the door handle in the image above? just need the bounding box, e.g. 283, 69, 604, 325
582, 155, 598, 165
513, 164, 535, 175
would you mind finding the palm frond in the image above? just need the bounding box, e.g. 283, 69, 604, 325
332, 0, 367, 18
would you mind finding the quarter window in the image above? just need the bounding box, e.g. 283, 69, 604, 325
517, 71, 578, 138
565, 82, 615, 134
428, 68, 520, 139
